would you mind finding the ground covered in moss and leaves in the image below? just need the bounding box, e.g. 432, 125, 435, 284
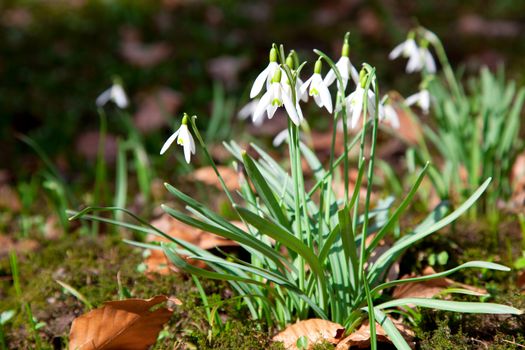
1, 217, 523, 349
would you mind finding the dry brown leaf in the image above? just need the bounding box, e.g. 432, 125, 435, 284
335, 318, 415, 349
76, 131, 118, 163
68, 295, 179, 350
0, 235, 39, 258
272, 319, 345, 350
134, 87, 183, 133
119, 27, 172, 68
0, 184, 21, 212
190, 166, 239, 191
144, 214, 239, 276
393, 266, 486, 300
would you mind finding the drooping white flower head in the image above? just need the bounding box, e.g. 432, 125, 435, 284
300, 59, 333, 113
405, 89, 431, 114
252, 68, 303, 126
238, 99, 264, 126
324, 38, 359, 90
380, 97, 400, 129
345, 69, 378, 128
160, 113, 196, 163
406, 45, 436, 74
96, 81, 129, 108
389, 33, 418, 61
250, 47, 280, 98
390, 32, 436, 74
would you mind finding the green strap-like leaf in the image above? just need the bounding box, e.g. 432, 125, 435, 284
376, 298, 523, 315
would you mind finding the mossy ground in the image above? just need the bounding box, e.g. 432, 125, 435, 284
1, 217, 523, 349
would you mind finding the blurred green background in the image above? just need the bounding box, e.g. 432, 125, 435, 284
1, 0, 524, 176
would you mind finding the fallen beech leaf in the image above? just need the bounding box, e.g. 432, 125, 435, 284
190, 166, 239, 191
76, 131, 118, 163
119, 27, 172, 68
272, 319, 345, 349
0, 184, 21, 212
68, 295, 179, 350
144, 214, 239, 276
134, 87, 183, 133
0, 235, 39, 259
393, 266, 486, 300
335, 318, 415, 349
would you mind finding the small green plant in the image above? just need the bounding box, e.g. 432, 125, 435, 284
72, 32, 522, 349
393, 27, 525, 221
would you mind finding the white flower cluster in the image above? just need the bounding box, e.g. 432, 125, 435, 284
240, 39, 400, 146
389, 29, 438, 115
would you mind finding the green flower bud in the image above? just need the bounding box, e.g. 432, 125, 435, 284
181, 113, 189, 125
342, 42, 350, 57
286, 54, 295, 69
314, 59, 322, 74
269, 48, 278, 63
359, 69, 367, 88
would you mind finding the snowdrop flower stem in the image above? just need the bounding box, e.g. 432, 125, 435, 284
417, 26, 462, 99
185, 115, 236, 205
93, 108, 109, 234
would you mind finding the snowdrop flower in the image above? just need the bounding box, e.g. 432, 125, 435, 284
390, 33, 436, 74
324, 38, 359, 90
283, 53, 308, 103
237, 99, 264, 126
250, 47, 279, 98
389, 33, 418, 62
272, 128, 307, 147
381, 99, 400, 129
405, 89, 431, 114
300, 59, 333, 113
160, 114, 196, 163
96, 81, 129, 108
345, 70, 377, 128
253, 68, 302, 126
406, 43, 436, 74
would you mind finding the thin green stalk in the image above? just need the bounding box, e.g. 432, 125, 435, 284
93, 108, 108, 235
357, 69, 379, 350
10, 252, 42, 350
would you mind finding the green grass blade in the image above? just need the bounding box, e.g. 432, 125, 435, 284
376, 298, 523, 315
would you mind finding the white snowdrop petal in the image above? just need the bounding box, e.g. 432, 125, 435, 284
299, 76, 313, 97
112, 85, 129, 108
253, 91, 272, 123
405, 92, 420, 106
250, 65, 270, 98
266, 104, 278, 119
272, 129, 289, 147
160, 129, 180, 155
96, 88, 112, 107
318, 82, 333, 113
389, 42, 405, 60
282, 92, 301, 125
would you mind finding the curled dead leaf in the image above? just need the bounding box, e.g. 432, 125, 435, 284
68, 295, 179, 350
272, 319, 345, 350
335, 318, 415, 349
144, 214, 239, 276
393, 266, 486, 301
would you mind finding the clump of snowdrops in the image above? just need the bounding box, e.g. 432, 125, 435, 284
72, 31, 522, 350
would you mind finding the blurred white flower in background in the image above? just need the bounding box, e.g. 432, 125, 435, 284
405, 89, 431, 114
96, 81, 129, 108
